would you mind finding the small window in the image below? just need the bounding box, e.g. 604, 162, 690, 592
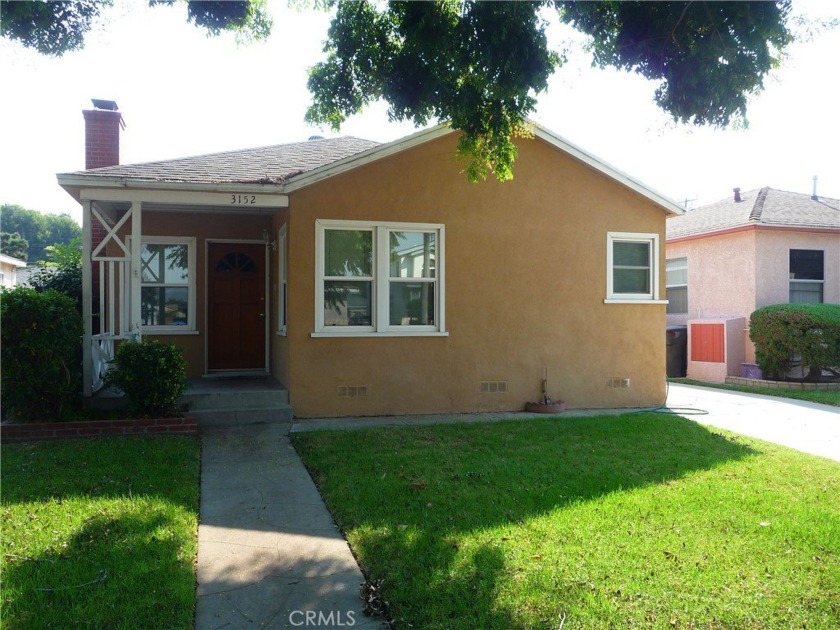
790, 249, 824, 303
135, 237, 196, 331
315, 220, 445, 335
606, 232, 661, 302
666, 257, 688, 314
277, 225, 288, 334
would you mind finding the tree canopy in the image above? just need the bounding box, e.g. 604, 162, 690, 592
0, 204, 82, 263
2, 1, 794, 181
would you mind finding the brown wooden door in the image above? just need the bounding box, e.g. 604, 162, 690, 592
208, 243, 266, 370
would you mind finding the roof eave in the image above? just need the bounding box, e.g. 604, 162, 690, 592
57, 174, 286, 203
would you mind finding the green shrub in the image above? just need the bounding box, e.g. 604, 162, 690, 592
0, 287, 82, 421
749, 303, 840, 381
105, 339, 187, 417
29, 237, 82, 313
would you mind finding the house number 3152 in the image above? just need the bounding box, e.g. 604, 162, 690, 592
230, 195, 257, 205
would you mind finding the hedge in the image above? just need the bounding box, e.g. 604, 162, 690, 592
749, 303, 840, 381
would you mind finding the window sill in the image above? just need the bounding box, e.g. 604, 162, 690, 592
276, 330, 287, 337
603, 299, 669, 305
311, 330, 449, 338
142, 329, 200, 335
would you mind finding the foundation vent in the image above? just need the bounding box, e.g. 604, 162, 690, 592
337, 386, 368, 398
480, 381, 508, 393
606, 378, 630, 389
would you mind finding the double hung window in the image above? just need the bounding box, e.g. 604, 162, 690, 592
789, 249, 824, 303
665, 257, 688, 314
605, 232, 663, 303
315, 220, 444, 335
137, 236, 196, 331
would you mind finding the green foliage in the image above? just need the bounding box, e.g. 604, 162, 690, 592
0, 287, 82, 422
0, 204, 81, 263
105, 340, 188, 417
28, 237, 83, 312
0, 232, 28, 261
749, 303, 840, 381
1, 0, 271, 56
306, 1, 559, 182
306, 1, 792, 181
0, 0, 105, 56
557, 1, 792, 127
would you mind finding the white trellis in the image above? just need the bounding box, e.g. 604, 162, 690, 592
82, 200, 142, 395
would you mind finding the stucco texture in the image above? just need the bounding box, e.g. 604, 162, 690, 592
283, 134, 669, 417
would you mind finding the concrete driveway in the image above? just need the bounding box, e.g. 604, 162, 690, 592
666, 383, 840, 462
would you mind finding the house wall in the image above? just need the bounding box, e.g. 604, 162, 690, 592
754, 228, 840, 308
665, 229, 757, 327
119, 209, 273, 377
282, 133, 670, 418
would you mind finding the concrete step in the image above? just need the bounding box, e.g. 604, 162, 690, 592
182, 389, 289, 411
192, 405, 293, 427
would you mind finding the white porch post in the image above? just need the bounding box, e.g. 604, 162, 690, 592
82, 200, 93, 397
129, 201, 143, 336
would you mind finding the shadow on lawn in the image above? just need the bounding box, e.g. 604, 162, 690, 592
295, 413, 760, 629
2, 512, 195, 629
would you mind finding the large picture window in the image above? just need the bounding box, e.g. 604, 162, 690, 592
666, 257, 688, 314
790, 249, 824, 303
136, 237, 196, 331
605, 232, 663, 303
315, 220, 445, 336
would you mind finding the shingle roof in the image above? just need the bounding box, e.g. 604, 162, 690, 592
667, 187, 840, 240
59, 137, 380, 185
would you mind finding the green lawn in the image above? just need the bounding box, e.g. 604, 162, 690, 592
670, 377, 840, 407
1, 435, 200, 629
294, 414, 840, 629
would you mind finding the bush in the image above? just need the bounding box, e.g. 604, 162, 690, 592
28, 237, 82, 313
1, 287, 82, 421
749, 304, 840, 381
105, 339, 188, 417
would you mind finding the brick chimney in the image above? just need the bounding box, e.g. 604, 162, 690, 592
83, 99, 124, 169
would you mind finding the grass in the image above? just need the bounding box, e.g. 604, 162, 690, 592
294, 414, 840, 629
670, 377, 840, 407
1, 435, 200, 630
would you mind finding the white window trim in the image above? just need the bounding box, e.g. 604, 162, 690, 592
314, 219, 446, 336
129, 235, 197, 334
605, 232, 667, 304
277, 225, 288, 336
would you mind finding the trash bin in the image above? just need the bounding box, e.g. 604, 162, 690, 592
666, 325, 688, 378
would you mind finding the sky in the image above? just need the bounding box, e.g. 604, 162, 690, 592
1, 0, 839, 226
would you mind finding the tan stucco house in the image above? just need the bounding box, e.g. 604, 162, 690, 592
59, 102, 684, 418
666, 187, 840, 382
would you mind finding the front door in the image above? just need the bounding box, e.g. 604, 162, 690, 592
208, 242, 266, 371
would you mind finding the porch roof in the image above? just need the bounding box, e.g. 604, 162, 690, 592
59, 136, 380, 185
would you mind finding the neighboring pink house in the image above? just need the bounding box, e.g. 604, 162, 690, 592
665, 187, 839, 382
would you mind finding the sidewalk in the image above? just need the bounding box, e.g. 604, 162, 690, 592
195, 423, 386, 630
665, 383, 840, 462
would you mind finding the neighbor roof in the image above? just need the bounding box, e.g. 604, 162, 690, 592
667, 187, 840, 240
59, 136, 380, 185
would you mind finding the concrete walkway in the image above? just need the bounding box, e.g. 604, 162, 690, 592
196, 423, 386, 630
194, 387, 837, 629
665, 383, 839, 462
